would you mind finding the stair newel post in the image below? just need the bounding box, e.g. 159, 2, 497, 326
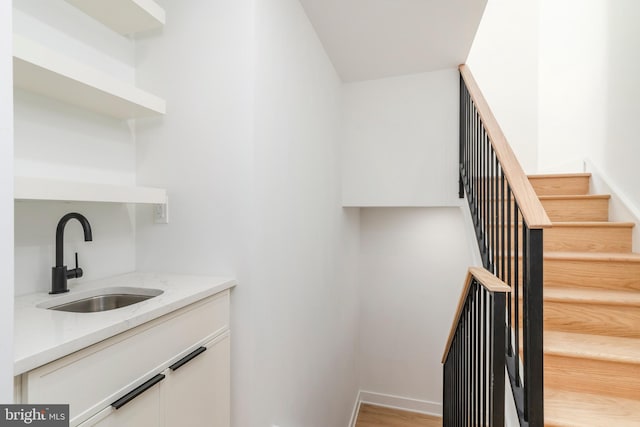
459, 73, 465, 199
491, 291, 506, 427
524, 227, 544, 427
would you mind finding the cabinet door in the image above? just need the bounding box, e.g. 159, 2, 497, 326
162, 333, 230, 427
78, 378, 163, 427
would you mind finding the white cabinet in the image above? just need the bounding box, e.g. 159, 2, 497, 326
163, 334, 231, 427
78, 332, 230, 427
81, 381, 162, 427
17, 291, 231, 427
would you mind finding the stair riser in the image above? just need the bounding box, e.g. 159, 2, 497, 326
489, 222, 632, 253
540, 198, 609, 222
529, 176, 590, 196
545, 259, 640, 292
545, 354, 640, 400
544, 226, 632, 253
544, 301, 640, 339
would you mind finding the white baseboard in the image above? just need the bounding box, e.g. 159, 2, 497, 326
349, 390, 442, 426
348, 391, 362, 427
584, 158, 640, 251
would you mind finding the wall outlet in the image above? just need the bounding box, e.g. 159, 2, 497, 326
153, 199, 169, 224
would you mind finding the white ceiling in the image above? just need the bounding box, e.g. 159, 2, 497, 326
298, 0, 487, 82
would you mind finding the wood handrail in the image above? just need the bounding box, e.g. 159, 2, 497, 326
441, 267, 511, 363
459, 64, 552, 229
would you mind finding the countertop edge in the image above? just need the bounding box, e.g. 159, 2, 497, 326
14, 274, 236, 375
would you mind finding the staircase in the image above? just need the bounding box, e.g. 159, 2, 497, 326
528, 173, 640, 426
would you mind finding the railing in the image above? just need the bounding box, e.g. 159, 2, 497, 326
455, 64, 552, 427
442, 267, 510, 427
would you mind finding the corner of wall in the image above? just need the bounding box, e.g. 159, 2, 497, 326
0, 0, 14, 403
585, 158, 640, 252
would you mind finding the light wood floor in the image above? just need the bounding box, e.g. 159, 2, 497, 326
355, 404, 442, 427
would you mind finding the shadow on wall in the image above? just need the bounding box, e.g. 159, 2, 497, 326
604, 1, 640, 210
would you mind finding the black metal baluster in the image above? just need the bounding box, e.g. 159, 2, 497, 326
458, 323, 462, 427
499, 166, 503, 280
485, 133, 490, 266
488, 293, 496, 426
494, 152, 499, 274
471, 282, 476, 427
462, 301, 467, 427
514, 204, 521, 387
522, 221, 529, 413
452, 72, 542, 427
506, 185, 512, 357
482, 287, 487, 427
459, 75, 464, 199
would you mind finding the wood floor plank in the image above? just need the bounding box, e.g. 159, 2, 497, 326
355, 404, 441, 427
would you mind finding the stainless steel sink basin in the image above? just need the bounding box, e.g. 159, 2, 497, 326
38, 287, 164, 313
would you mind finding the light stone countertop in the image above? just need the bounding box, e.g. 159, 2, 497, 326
14, 272, 236, 375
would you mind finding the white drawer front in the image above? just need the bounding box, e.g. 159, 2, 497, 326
24, 290, 229, 424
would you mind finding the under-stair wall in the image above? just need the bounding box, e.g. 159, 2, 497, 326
357, 207, 475, 415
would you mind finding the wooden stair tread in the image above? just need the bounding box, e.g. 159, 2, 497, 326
545, 251, 640, 262
550, 221, 634, 228
538, 194, 610, 201
494, 221, 633, 227
545, 388, 640, 426
528, 173, 592, 179
523, 173, 640, 419
506, 251, 640, 261
544, 331, 640, 365
545, 287, 640, 306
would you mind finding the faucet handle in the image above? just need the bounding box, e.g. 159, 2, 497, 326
66, 252, 84, 280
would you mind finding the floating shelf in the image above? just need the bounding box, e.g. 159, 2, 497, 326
65, 0, 165, 35
13, 35, 166, 119
15, 177, 167, 204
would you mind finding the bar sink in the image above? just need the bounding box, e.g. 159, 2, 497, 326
37, 287, 164, 313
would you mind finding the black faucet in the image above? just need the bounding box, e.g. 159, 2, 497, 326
51, 213, 93, 294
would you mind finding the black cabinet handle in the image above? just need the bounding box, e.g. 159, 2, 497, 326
169, 346, 207, 371
111, 374, 165, 410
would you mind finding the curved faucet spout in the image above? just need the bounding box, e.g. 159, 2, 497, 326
55, 212, 93, 267
51, 212, 93, 294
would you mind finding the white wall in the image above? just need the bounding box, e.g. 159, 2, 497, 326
13, 0, 137, 295
469, 0, 640, 216
135, 1, 360, 426
133, 1, 255, 425
537, 0, 607, 173
0, 0, 14, 402
14, 201, 136, 295
251, 0, 359, 425
342, 69, 460, 207
357, 208, 474, 414
466, 0, 539, 173
593, 1, 640, 211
